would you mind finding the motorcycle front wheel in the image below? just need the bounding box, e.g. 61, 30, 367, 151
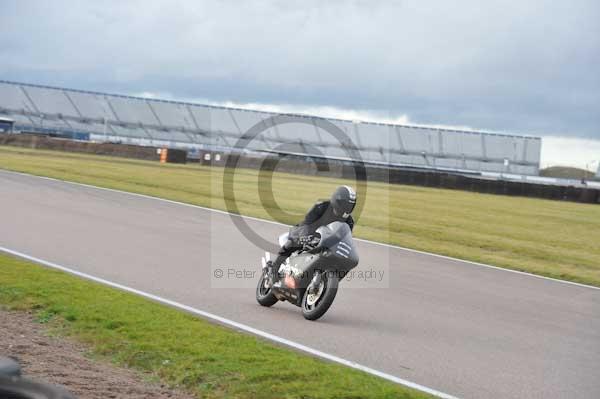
256, 270, 278, 307
301, 271, 339, 320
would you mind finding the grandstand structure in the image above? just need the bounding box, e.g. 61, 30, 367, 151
0, 80, 541, 175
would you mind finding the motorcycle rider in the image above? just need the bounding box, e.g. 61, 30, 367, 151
267, 185, 357, 283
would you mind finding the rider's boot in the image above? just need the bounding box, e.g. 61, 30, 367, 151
268, 255, 287, 285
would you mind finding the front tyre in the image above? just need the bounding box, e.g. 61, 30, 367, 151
256, 270, 278, 307
301, 272, 339, 320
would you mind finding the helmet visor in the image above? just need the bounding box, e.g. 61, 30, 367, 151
338, 200, 356, 218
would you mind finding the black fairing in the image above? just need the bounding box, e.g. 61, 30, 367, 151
280, 221, 359, 293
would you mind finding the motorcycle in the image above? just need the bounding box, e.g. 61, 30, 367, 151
255, 221, 359, 320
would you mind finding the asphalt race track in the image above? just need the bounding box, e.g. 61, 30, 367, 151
1, 169, 599, 399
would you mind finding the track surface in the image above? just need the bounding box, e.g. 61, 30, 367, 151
1, 170, 599, 399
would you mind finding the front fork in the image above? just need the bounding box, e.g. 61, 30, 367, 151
261, 252, 276, 287
308, 271, 322, 295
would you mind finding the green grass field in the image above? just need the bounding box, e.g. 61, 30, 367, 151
0, 253, 429, 398
1, 145, 599, 287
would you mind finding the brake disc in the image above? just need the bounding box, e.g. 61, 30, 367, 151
306, 281, 325, 306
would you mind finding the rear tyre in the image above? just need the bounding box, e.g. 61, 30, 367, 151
256, 270, 278, 307
301, 272, 339, 320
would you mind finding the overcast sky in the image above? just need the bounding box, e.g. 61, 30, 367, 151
1, 1, 599, 167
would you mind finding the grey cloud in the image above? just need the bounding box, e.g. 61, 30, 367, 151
1, 0, 598, 138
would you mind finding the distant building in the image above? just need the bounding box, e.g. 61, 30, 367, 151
0, 80, 543, 175
0, 117, 14, 133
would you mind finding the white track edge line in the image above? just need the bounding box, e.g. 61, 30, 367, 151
0, 246, 458, 399
2, 168, 598, 291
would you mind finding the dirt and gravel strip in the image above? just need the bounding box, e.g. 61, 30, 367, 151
0, 309, 194, 399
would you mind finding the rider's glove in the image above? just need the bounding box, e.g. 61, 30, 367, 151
298, 235, 314, 246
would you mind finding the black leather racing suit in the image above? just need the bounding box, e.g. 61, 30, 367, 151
271, 200, 355, 271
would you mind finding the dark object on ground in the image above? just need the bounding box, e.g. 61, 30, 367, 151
0, 356, 21, 377
0, 310, 193, 399
0, 133, 187, 164
0, 356, 76, 398
0, 375, 76, 399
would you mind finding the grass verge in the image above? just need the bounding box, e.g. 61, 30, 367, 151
1, 145, 599, 287
0, 253, 430, 398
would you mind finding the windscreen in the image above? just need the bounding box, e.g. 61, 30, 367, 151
319, 221, 352, 249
